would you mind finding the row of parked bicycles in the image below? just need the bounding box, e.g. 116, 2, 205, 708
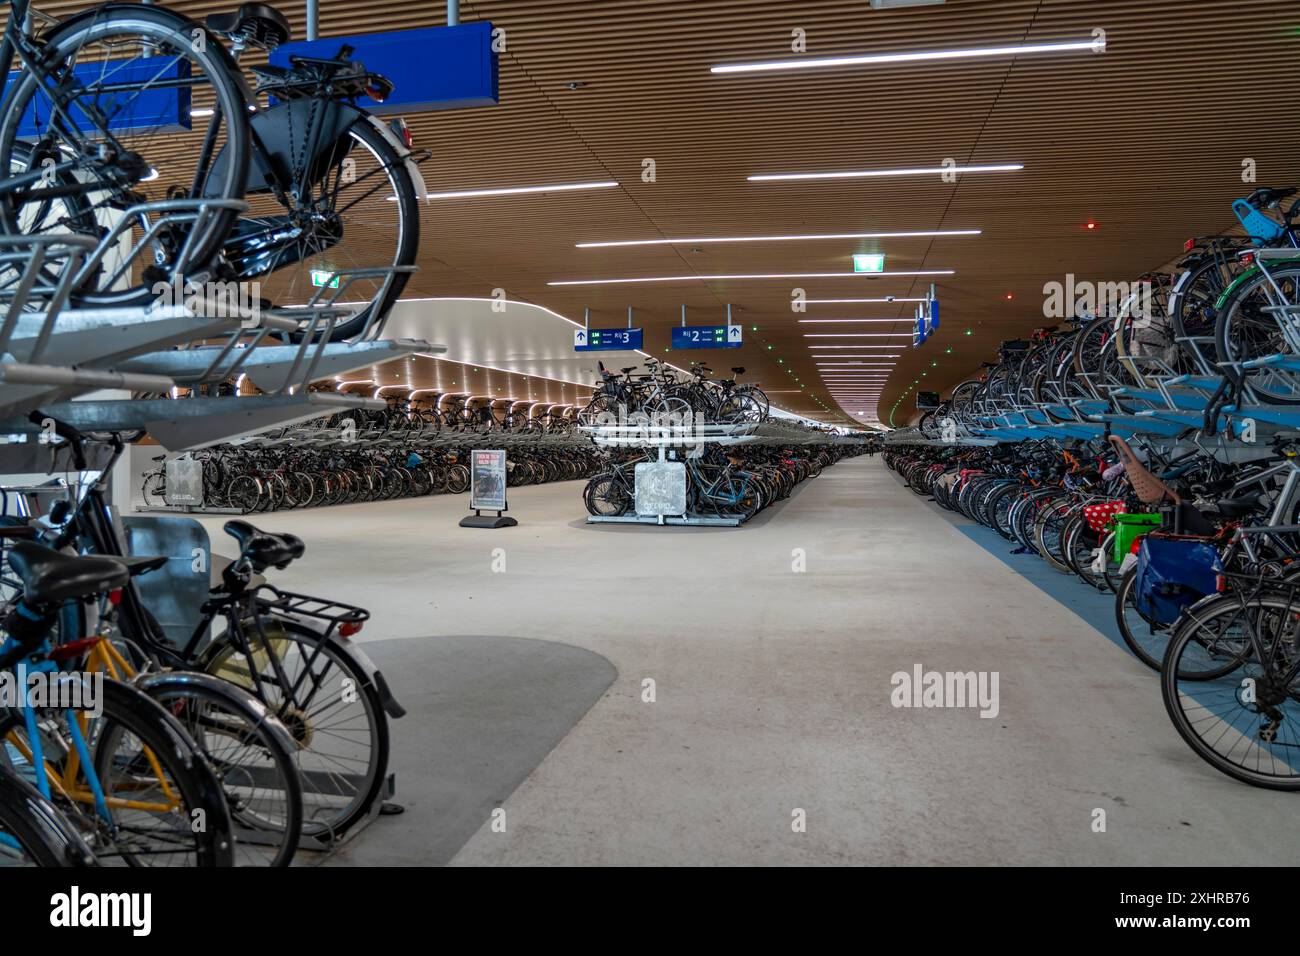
2, 417, 403, 866
916, 184, 1300, 442
583, 443, 868, 521
578, 360, 771, 427
142, 419, 604, 513
0, 0, 442, 867
322, 394, 578, 436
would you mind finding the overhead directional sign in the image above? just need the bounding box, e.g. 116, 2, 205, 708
671, 325, 743, 350
928, 298, 940, 332
574, 327, 643, 351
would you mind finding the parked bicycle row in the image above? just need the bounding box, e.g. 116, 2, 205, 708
884, 426, 1300, 792
143, 431, 604, 513
318, 392, 578, 436
915, 185, 1300, 447
579, 359, 771, 427
583, 443, 867, 522
1, 416, 402, 867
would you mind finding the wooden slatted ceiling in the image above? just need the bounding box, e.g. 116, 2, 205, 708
29, 1, 1300, 425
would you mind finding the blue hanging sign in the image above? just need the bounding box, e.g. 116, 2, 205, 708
671, 325, 743, 350
574, 327, 643, 351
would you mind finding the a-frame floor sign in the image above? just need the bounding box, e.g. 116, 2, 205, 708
459, 448, 518, 528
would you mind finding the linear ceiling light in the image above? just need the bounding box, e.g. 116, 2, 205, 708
805, 333, 914, 338
575, 229, 979, 248
808, 354, 901, 359
549, 270, 953, 286
809, 345, 905, 349
807, 297, 926, 304
711, 37, 1104, 74
416, 180, 619, 201
749, 164, 1022, 183
799, 319, 916, 324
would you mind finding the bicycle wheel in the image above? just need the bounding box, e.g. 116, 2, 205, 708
0, 5, 251, 304
1162, 590, 1300, 789
245, 117, 418, 341
0, 766, 97, 867
137, 671, 302, 867
141, 472, 167, 509
1215, 263, 1300, 403
225, 475, 262, 514
1114, 566, 1174, 671
1, 676, 235, 866
583, 475, 627, 516
200, 619, 389, 840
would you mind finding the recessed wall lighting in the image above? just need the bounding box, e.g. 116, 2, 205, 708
748, 164, 1022, 183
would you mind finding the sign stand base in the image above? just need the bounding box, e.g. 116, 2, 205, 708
460, 509, 518, 529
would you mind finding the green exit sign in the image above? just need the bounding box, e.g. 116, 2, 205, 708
311, 270, 340, 288
852, 254, 885, 273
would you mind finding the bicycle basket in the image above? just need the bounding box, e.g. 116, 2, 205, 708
1133, 534, 1223, 626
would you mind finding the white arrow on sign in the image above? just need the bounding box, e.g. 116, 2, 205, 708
574, 329, 587, 346
728, 325, 742, 342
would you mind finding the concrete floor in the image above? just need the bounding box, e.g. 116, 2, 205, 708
194, 457, 1299, 865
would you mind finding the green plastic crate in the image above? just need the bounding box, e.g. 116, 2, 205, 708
1111, 513, 1162, 563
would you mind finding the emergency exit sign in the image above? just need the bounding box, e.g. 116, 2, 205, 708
852, 254, 886, 273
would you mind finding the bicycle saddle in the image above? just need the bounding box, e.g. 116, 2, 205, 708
6, 541, 129, 606
205, 3, 291, 48
1214, 494, 1265, 518
223, 520, 305, 572
620, 367, 636, 374
731, 367, 745, 375
112, 555, 169, 578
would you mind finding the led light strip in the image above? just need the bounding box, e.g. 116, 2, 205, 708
807, 297, 926, 304
805, 333, 914, 338
575, 229, 979, 248
711, 37, 1104, 74
549, 270, 953, 286
418, 180, 619, 201
749, 164, 1022, 182
799, 319, 916, 324
809, 345, 904, 349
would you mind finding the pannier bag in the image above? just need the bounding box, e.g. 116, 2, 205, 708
1133, 534, 1223, 626
1111, 512, 1162, 563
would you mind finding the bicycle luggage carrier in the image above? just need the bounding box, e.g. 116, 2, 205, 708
252, 584, 370, 634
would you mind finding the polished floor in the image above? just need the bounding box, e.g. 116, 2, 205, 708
195, 457, 1299, 865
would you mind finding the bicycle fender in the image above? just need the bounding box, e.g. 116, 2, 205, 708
272, 613, 407, 720
358, 114, 429, 202
132, 669, 299, 754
